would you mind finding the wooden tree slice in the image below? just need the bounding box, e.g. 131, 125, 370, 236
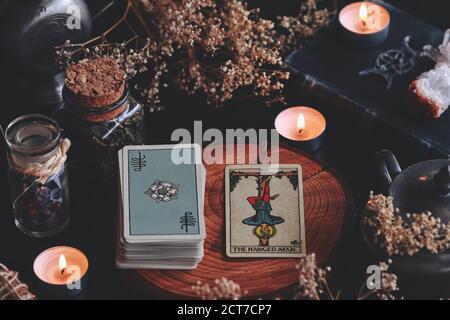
138, 144, 351, 298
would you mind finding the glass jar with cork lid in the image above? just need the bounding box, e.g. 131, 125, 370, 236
60, 57, 144, 177
4, 114, 71, 237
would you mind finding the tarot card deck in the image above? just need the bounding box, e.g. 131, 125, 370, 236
225, 165, 306, 258
116, 144, 206, 269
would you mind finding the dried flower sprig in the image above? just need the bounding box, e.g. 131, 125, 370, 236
357, 260, 400, 300
294, 255, 400, 300
56, 0, 333, 112
275, 0, 337, 56
363, 192, 450, 256
191, 255, 401, 300
56, 0, 293, 111
293, 253, 338, 300
192, 277, 245, 300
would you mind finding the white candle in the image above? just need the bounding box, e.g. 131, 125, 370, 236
34, 247, 88, 286
339, 2, 390, 35
275, 106, 326, 142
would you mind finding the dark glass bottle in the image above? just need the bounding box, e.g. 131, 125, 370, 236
61, 87, 144, 178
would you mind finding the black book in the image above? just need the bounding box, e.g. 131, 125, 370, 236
285, 0, 448, 158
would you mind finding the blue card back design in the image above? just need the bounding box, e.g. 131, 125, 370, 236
127, 147, 200, 235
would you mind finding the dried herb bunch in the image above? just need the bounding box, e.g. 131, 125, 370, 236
363, 192, 450, 256
56, 0, 334, 111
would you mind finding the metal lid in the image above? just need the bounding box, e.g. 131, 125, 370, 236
380, 153, 450, 223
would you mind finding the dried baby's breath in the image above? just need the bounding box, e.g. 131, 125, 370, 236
56, 0, 333, 112
363, 192, 450, 256
357, 260, 400, 300
191, 255, 401, 300
294, 253, 337, 300
276, 0, 337, 56
192, 277, 244, 300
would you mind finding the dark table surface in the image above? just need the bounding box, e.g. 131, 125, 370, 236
1, 92, 449, 300
0, 0, 449, 300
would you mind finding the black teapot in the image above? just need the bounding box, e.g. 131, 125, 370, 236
362, 150, 450, 275
0, 0, 92, 109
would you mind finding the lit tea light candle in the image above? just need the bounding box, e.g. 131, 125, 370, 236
275, 106, 326, 153
33, 246, 89, 299
339, 1, 390, 47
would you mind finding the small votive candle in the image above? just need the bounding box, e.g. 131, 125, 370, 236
275, 106, 326, 153
33, 246, 89, 299
339, 1, 390, 47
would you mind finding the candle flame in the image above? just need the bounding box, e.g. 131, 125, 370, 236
297, 113, 305, 134
59, 254, 67, 272
359, 3, 368, 27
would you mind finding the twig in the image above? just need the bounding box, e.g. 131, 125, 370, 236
56, 1, 133, 51
322, 280, 337, 300
129, 0, 152, 36
231, 171, 298, 177
92, 0, 116, 21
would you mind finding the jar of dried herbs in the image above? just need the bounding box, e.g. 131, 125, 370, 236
5, 114, 71, 238
60, 58, 144, 177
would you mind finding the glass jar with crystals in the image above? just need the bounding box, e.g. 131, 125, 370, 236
60, 57, 144, 177
5, 114, 71, 237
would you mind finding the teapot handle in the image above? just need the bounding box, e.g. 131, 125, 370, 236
376, 150, 402, 193
434, 162, 450, 196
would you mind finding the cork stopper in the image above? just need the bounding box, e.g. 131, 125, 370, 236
65, 57, 126, 108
